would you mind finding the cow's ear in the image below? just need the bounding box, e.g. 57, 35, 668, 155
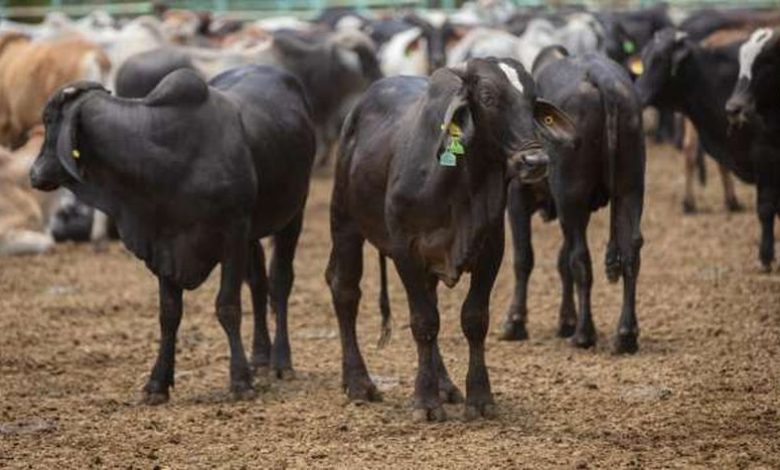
423, 67, 473, 162
56, 101, 84, 182
534, 98, 576, 145
671, 35, 690, 76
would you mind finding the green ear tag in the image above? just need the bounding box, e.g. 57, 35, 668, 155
622, 40, 636, 54
72, 149, 80, 159
448, 138, 464, 155
439, 151, 457, 167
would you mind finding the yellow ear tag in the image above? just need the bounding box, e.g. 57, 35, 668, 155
629, 57, 644, 75
448, 122, 463, 137
72, 149, 80, 159
544, 115, 555, 126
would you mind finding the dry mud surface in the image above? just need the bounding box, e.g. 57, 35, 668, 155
1, 144, 779, 469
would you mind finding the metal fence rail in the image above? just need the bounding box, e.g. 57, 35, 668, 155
2, 0, 779, 20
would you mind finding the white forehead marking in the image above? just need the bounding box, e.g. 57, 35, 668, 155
498, 62, 524, 94
739, 28, 774, 79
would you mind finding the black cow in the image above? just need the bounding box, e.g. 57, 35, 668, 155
599, 4, 673, 67
501, 46, 645, 353
680, 8, 780, 42
327, 58, 574, 421
368, 13, 463, 75
635, 28, 776, 271
115, 48, 202, 98
30, 65, 315, 402
726, 28, 780, 272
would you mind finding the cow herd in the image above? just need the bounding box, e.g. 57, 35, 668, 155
1, 2, 780, 422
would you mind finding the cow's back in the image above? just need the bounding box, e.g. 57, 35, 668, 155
211, 65, 315, 236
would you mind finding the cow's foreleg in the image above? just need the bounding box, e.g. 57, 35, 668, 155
614, 193, 644, 354
557, 237, 577, 338
268, 213, 303, 379
682, 121, 698, 214
393, 255, 445, 422
142, 277, 183, 405
326, 218, 379, 402
426, 276, 463, 404
561, 211, 595, 348
462, 221, 503, 420
501, 179, 534, 341
247, 240, 271, 375
216, 223, 254, 399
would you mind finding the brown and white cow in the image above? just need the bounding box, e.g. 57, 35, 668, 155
0, 33, 111, 148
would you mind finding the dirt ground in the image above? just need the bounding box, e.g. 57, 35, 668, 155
1, 143, 779, 469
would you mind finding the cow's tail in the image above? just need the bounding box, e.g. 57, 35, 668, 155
599, 78, 622, 284
377, 253, 392, 348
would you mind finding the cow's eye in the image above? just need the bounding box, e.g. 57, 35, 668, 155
480, 90, 496, 107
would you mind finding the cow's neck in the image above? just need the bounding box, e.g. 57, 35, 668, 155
443, 135, 507, 285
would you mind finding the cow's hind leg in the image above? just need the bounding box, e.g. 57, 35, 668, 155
216, 223, 254, 399
614, 193, 644, 354
326, 217, 379, 402
562, 211, 596, 348
247, 240, 271, 375
501, 179, 534, 341
393, 255, 445, 422
681, 123, 698, 214
462, 221, 503, 420
142, 277, 183, 405
719, 165, 744, 212
268, 213, 303, 379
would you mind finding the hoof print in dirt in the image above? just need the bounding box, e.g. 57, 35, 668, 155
412, 406, 446, 423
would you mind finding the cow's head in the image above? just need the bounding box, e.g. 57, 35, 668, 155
328, 29, 383, 83
427, 58, 576, 182
404, 12, 465, 75
725, 28, 778, 126
30, 82, 108, 191
633, 28, 691, 107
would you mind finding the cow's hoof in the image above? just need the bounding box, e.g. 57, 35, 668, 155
758, 261, 773, 274
412, 405, 446, 423
230, 381, 257, 401
273, 367, 296, 381
726, 198, 745, 213
142, 380, 170, 405
614, 331, 639, 355
682, 200, 696, 214
439, 383, 464, 404
141, 390, 169, 406
605, 262, 622, 284
499, 319, 528, 341
571, 331, 596, 349
345, 380, 382, 403
557, 321, 576, 338
464, 402, 497, 421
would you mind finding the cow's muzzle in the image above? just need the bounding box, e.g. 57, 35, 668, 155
507, 148, 549, 183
